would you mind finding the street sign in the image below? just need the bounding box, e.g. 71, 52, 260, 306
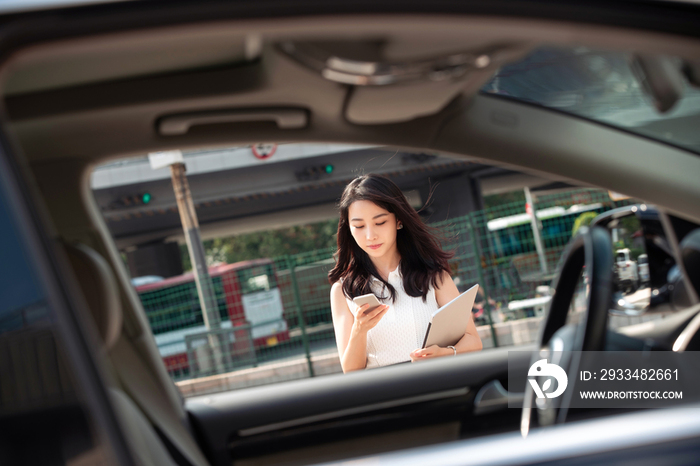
251, 143, 277, 160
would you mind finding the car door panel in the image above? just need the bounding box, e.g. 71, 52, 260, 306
187, 346, 533, 466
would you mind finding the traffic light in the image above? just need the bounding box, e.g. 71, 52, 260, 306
296, 164, 335, 181
109, 192, 154, 210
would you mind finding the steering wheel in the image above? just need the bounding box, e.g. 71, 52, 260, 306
521, 226, 614, 436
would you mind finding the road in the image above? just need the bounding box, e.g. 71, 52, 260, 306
253, 322, 338, 367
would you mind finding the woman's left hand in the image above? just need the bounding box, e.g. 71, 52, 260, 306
410, 345, 452, 362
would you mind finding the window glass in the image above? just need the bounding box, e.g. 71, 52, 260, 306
239, 264, 275, 294
0, 183, 45, 331
245, 274, 270, 293
0, 162, 108, 464
91, 144, 663, 397
482, 46, 700, 154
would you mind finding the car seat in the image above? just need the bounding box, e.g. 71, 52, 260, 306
65, 243, 210, 466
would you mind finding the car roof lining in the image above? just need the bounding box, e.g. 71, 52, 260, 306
4, 15, 700, 99
3, 14, 700, 223
1, 26, 254, 95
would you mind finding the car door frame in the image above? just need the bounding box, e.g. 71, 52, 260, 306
0, 111, 135, 465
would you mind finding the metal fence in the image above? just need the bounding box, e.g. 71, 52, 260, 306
135, 188, 635, 392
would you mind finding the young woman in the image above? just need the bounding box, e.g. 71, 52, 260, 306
328, 174, 482, 372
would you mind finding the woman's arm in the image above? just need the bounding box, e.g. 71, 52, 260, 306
330, 282, 389, 372
410, 273, 483, 361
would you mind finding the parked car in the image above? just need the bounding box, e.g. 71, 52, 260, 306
615, 248, 639, 292
638, 253, 651, 284
2, 2, 700, 466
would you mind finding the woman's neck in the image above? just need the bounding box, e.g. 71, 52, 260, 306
370, 252, 401, 281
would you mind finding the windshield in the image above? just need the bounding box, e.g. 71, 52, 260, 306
482, 47, 700, 154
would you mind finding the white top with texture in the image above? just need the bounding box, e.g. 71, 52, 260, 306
345, 265, 439, 368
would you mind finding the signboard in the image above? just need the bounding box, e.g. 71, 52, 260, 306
148, 150, 184, 170
241, 288, 287, 339
251, 143, 277, 160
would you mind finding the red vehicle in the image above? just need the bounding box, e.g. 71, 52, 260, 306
135, 259, 289, 378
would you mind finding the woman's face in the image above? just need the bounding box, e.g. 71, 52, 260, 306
347, 200, 400, 260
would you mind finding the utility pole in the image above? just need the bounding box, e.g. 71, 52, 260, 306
149, 151, 224, 373
524, 187, 549, 276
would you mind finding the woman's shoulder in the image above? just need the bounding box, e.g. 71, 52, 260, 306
435, 270, 454, 288
330, 281, 350, 302
433, 271, 459, 306
330, 281, 356, 315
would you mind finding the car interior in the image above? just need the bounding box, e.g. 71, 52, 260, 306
1, 2, 700, 466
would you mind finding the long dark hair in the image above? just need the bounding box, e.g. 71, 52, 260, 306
328, 174, 453, 302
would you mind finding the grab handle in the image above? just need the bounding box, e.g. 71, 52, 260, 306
159, 108, 308, 135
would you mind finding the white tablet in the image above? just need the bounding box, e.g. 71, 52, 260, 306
422, 284, 479, 348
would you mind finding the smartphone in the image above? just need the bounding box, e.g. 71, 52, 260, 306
352, 293, 382, 315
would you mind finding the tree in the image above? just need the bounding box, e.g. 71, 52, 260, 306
483, 190, 525, 210
572, 211, 598, 236
181, 219, 339, 271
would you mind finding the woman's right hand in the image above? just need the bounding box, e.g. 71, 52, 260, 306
352, 303, 389, 334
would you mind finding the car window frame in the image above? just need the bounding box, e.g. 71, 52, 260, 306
0, 124, 135, 466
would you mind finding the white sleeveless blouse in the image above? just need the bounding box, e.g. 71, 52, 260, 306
345, 266, 439, 368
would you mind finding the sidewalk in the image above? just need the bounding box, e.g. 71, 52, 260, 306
176, 304, 680, 398
177, 349, 342, 397
176, 320, 546, 398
